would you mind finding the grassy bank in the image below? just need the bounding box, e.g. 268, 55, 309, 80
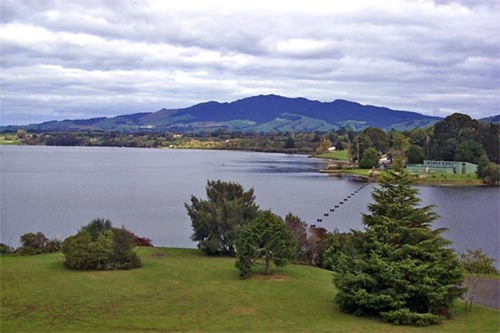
315, 150, 350, 160
1, 248, 498, 332
0, 134, 21, 145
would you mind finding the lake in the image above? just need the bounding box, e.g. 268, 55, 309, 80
1, 145, 499, 266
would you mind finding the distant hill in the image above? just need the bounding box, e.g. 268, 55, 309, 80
2, 95, 443, 132
479, 114, 500, 124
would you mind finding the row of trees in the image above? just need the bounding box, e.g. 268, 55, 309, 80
185, 180, 297, 277
185, 177, 468, 326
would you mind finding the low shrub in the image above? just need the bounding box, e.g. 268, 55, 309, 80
123, 229, 153, 247
17, 232, 61, 255
62, 218, 143, 270
381, 308, 442, 326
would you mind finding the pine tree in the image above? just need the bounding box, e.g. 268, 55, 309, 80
332, 170, 464, 326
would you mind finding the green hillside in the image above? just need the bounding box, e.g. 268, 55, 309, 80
1, 248, 498, 332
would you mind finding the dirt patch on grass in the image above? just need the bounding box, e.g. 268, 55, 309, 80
232, 307, 256, 315
150, 253, 167, 258
250, 274, 288, 281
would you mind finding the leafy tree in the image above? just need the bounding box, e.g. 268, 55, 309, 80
323, 230, 355, 271
459, 248, 498, 275
358, 147, 380, 169
17, 232, 61, 255
459, 248, 499, 310
454, 140, 485, 164
316, 137, 333, 154
480, 163, 500, 185
389, 130, 410, 162
284, 213, 308, 263
479, 123, 500, 163
363, 127, 389, 153
332, 169, 464, 326
185, 180, 259, 255
429, 113, 481, 161
477, 153, 500, 185
235, 211, 296, 277
62, 219, 142, 270
284, 136, 296, 149
351, 134, 372, 162
407, 144, 425, 164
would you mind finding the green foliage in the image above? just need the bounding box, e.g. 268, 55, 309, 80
284, 136, 296, 149
185, 180, 259, 255
332, 170, 465, 326
18, 232, 49, 255
16, 232, 61, 255
79, 218, 113, 241
363, 127, 390, 153
380, 308, 442, 326
323, 231, 355, 271
459, 249, 499, 275
454, 140, 485, 164
284, 213, 309, 263
407, 144, 425, 164
315, 137, 333, 154
235, 210, 296, 277
359, 147, 380, 169
480, 163, 500, 185
62, 231, 114, 270
62, 219, 142, 270
477, 154, 500, 185
0, 243, 15, 254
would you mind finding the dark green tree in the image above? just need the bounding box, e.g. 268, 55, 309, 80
454, 140, 485, 164
332, 170, 464, 326
479, 123, 500, 163
359, 147, 380, 169
480, 163, 500, 185
476, 154, 500, 185
407, 144, 425, 164
284, 136, 296, 149
429, 113, 481, 161
284, 213, 308, 263
235, 210, 296, 277
364, 127, 390, 153
351, 134, 372, 163
185, 180, 259, 255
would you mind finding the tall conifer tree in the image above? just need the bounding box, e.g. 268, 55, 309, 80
332, 169, 464, 326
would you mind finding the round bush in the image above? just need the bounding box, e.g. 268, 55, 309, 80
62, 219, 142, 270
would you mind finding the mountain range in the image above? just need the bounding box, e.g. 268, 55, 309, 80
4, 95, 445, 133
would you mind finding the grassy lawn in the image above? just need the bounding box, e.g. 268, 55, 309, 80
315, 150, 350, 161
413, 173, 482, 186
1, 248, 499, 332
0, 134, 21, 145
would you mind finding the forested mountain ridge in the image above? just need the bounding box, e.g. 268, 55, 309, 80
2, 95, 443, 132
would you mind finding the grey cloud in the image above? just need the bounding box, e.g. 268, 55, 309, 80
1, 0, 499, 125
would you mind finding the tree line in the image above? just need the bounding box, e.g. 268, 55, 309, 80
10, 112, 499, 163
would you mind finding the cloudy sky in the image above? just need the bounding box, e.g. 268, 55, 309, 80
1, 0, 499, 125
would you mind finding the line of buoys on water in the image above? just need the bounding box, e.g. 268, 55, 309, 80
313, 183, 370, 224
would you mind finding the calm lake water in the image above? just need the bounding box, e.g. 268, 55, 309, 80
1, 145, 499, 266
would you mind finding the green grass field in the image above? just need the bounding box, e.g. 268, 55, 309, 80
315, 150, 350, 161
1, 248, 499, 332
0, 135, 21, 145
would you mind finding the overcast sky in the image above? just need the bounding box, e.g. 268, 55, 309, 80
1, 0, 499, 125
